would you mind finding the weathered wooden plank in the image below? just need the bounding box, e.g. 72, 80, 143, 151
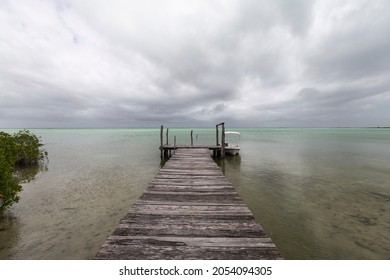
160, 167, 221, 171
95, 244, 282, 260
130, 204, 252, 212
148, 186, 236, 192
138, 194, 242, 204
112, 225, 267, 238
105, 236, 277, 247
142, 190, 238, 195
153, 176, 230, 181
152, 178, 230, 182
153, 175, 228, 178
118, 217, 263, 228
121, 213, 258, 222
150, 181, 234, 186
129, 202, 252, 216
95, 148, 282, 260
133, 201, 247, 207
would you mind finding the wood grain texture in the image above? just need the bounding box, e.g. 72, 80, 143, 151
95, 148, 282, 260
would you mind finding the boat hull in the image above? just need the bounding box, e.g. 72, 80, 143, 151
225, 148, 240, 155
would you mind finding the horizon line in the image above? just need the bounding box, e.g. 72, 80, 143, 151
2, 126, 390, 130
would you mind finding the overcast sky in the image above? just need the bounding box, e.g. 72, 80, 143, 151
1, 0, 390, 128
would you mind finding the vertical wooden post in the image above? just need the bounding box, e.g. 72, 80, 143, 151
166, 128, 169, 145
160, 125, 163, 158
216, 125, 219, 146
221, 122, 225, 158
215, 122, 225, 157
174, 136, 176, 155
191, 130, 193, 146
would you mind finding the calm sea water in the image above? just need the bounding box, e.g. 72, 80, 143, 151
1, 128, 389, 259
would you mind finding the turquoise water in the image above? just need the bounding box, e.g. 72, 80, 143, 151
1, 128, 390, 259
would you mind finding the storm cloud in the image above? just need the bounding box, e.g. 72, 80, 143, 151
1, 0, 390, 128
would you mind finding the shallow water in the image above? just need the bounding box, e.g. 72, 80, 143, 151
1, 128, 389, 259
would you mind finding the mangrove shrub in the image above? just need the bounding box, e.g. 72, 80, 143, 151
0, 130, 47, 211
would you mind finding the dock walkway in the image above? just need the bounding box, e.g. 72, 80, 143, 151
95, 148, 281, 259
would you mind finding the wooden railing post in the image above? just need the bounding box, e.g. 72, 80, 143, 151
216, 125, 219, 146
166, 128, 169, 145
160, 125, 163, 158
174, 136, 176, 154
191, 130, 194, 146
215, 122, 225, 157
221, 122, 225, 158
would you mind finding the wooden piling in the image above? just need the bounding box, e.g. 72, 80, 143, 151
174, 136, 176, 155
216, 125, 219, 146
215, 122, 225, 158
221, 123, 225, 158
160, 125, 163, 158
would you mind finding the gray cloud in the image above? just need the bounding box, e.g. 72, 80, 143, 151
253, 79, 390, 127
305, 3, 390, 83
1, 0, 390, 128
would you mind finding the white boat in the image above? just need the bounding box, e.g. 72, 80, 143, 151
224, 131, 241, 155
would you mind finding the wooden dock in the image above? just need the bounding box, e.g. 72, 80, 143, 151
160, 122, 228, 158
95, 148, 282, 260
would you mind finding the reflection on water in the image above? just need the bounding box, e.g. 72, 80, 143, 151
159, 156, 170, 168
0, 162, 47, 259
214, 154, 242, 175
0, 213, 20, 259
13, 163, 48, 184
